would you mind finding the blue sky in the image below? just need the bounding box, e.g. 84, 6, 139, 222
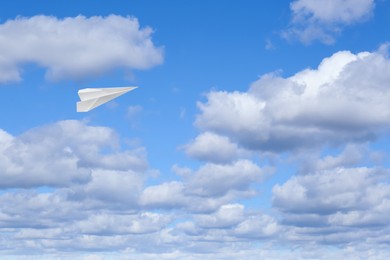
1, 0, 390, 259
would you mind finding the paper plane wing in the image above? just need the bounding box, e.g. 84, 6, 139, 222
77, 86, 137, 112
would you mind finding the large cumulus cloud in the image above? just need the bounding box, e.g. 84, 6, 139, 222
194, 47, 390, 153
0, 15, 163, 83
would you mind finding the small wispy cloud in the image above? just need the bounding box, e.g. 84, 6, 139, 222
265, 39, 275, 50
127, 105, 143, 118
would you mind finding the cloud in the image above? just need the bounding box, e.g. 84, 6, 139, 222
70, 169, 144, 206
283, 0, 375, 44
166, 205, 280, 258
0, 193, 172, 253
234, 214, 280, 238
0, 190, 282, 257
0, 191, 77, 229
0, 15, 163, 83
140, 182, 241, 213
272, 163, 390, 245
297, 143, 367, 173
195, 47, 390, 152
140, 160, 267, 212
0, 108, 389, 257
0, 120, 269, 255
0, 120, 148, 188
184, 132, 241, 163
194, 204, 244, 228
187, 160, 266, 197
75, 212, 172, 235
273, 166, 388, 215
171, 204, 279, 248
140, 181, 188, 209
127, 105, 143, 118
0, 121, 389, 258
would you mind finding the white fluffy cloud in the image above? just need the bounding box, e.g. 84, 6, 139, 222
0, 192, 172, 253
273, 164, 390, 245
0, 119, 171, 254
75, 212, 172, 235
140, 181, 188, 209
0, 15, 163, 82
0, 119, 389, 258
297, 143, 368, 174
187, 160, 266, 197
0, 120, 148, 188
0, 193, 282, 257
284, 0, 375, 44
234, 214, 280, 238
184, 132, 240, 164
0, 191, 77, 229
140, 160, 266, 212
71, 169, 144, 207
194, 204, 244, 228
273, 167, 389, 214
195, 47, 390, 152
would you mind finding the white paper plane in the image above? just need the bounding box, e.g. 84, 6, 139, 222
77, 86, 138, 112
